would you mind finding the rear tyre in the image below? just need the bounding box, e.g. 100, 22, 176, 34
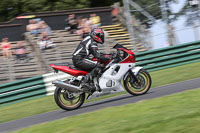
54, 87, 85, 110
124, 69, 151, 96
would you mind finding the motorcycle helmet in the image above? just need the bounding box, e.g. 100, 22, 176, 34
90, 28, 104, 44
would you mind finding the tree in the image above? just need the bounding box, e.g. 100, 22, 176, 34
89, 0, 121, 7
178, 0, 200, 41
0, 0, 182, 24
127, 0, 180, 27
0, 0, 15, 22
0, 0, 90, 22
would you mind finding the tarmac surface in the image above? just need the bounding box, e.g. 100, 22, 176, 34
1, 78, 200, 132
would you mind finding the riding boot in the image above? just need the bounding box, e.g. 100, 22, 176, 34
81, 73, 96, 92
81, 63, 104, 92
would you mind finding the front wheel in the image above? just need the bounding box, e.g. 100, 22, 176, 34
54, 87, 85, 110
124, 69, 151, 96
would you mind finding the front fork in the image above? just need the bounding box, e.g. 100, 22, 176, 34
128, 70, 139, 84
124, 67, 143, 85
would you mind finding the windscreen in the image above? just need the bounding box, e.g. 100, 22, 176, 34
113, 43, 128, 50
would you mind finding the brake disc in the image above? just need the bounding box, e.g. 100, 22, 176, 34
131, 75, 145, 89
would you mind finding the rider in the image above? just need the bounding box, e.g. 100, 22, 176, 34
72, 28, 111, 92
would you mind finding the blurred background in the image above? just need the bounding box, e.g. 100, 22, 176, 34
1, 1, 200, 132
0, 0, 200, 84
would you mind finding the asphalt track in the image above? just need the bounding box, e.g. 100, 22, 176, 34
1, 78, 200, 133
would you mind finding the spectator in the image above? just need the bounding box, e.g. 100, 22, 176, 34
37, 32, 56, 50
82, 18, 91, 38
0, 37, 12, 58
40, 21, 52, 36
76, 18, 91, 38
14, 41, 29, 63
76, 16, 84, 35
26, 19, 41, 36
64, 14, 77, 34
33, 18, 42, 23
89, 13, 101, 28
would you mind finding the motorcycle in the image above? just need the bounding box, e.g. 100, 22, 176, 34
49, 44, 152, 110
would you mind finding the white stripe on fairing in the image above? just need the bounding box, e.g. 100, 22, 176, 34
73, 47, 83, 56
86, 40, 91, 55
84, 58, 97, 64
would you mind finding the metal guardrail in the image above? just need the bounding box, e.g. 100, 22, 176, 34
136, 40, 200, 71
0, 72, 71, 106
0, 76, 46, 105
0, 40, 200, 106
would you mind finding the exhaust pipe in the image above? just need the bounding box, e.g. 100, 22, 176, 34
52, 80, 83, 92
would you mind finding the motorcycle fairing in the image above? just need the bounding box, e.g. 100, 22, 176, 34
49, 64, 88, 77
87, 63, 143, 99
99, 63, 135, 91
120, 49, 136, 63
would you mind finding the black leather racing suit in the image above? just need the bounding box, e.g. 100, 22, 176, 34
72, 36, 110, 80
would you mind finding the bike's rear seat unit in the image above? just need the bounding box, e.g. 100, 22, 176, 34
49, 63, 88, 77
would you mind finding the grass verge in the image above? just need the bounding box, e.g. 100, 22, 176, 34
1, 61, 200, 123
10, 88, 200, 133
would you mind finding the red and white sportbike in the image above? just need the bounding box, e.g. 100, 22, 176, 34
50, 44, 151, 110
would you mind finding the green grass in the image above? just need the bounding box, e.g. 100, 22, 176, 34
1, 61, 200, 124
10, 88, 200, 133
150, 61, 200, 88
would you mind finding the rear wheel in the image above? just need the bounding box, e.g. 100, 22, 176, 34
124, 69, 151, 95
54, 87, 85, 110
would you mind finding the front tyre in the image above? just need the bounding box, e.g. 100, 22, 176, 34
54, 87, 85, 110
124, 69, 151, 96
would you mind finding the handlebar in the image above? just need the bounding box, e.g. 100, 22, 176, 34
110, 50, 119, 59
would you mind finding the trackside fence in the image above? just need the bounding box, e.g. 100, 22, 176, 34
0, 40, 200, 106
136, 40, 200, 71
0, 76, 46, 105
